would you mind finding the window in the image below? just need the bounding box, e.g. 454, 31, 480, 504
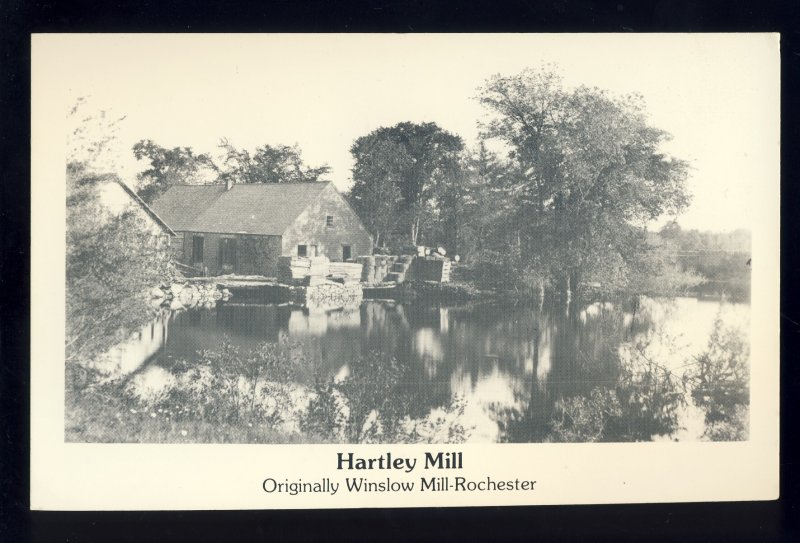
297, 244, 308, 257
192, 236, 204, 263
326, 215, 334, 227
342, 245, 352, 261
220, 238, 237, 268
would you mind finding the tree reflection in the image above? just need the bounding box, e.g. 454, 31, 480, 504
492, 298, 681, 442
492, 298, 750, 443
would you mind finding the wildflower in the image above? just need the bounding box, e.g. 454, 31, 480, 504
129, 409, 137, 414
150, 412, 157, 418
180, 430, 188, 436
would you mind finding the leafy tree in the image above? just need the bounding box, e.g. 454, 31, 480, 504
458, 142, 512, 256
349, 122, 464, 246
133, 140, 219, 203
347, 138, 404, 246
218, 139, 331, 185
68, 97, 128, 174
67, 104, 175, 363
477, 68, 691, 295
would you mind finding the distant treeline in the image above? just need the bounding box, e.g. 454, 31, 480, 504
658, 222, 751, 253
657, 223, 751, 299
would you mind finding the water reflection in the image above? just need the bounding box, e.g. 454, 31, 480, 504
111, 296, 749, 443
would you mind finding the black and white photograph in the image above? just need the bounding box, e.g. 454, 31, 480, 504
57, 34, 765, 445
29, 33, 780, 510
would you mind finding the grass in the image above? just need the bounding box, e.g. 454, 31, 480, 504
66, 398, 331, 444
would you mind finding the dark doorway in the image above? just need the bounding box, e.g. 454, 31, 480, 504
192, 235, 204, 264
220, 238, 237, 270
342, 245, 352, 261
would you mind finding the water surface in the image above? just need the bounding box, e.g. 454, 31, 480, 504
112, 296, 749, 442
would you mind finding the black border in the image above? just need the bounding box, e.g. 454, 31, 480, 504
3, 1, 799, 541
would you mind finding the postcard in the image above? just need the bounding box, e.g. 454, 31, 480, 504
30, 33, 779, 510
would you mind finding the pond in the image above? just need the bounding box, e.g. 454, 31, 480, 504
102, 295, 750, 444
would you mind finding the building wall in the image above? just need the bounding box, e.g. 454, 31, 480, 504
171, 232, 185, 260
235, 234, 283, 276
282, 184, 373, 261
179, 232, 282, 276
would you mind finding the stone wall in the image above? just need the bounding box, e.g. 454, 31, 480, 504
281, 184, 373, 261
285, 281, 363, 310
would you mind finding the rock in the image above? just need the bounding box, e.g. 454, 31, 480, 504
170, 283, 185, 297
150, 287, 165, 299
169, 299, 185, 311
178, 286, 195, 306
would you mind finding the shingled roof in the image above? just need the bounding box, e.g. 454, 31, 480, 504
150, 182, 332, 236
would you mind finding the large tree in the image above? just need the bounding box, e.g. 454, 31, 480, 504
133, 139, 218, 203
477, 68, 690, 294
349, 122, 464, 246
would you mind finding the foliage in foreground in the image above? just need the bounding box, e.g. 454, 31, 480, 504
66, 162, 174, 363
67, 343, 469, 444
303, 351, 469, 444
690, 315, 750, 440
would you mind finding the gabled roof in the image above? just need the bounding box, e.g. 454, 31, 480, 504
150, 182, 332, 236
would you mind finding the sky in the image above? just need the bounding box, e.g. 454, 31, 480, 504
44, 33, 779, 232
